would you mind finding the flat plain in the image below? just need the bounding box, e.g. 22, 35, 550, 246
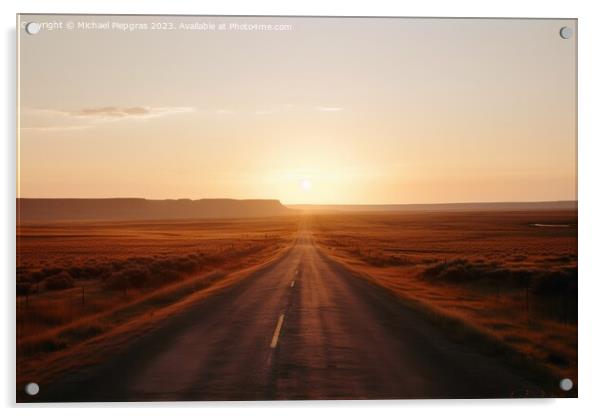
16, 216, 300, 383
312, 209, 577, 384
16, 208, 577, 400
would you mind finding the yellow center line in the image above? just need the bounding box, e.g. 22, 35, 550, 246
270, 314, 285, 349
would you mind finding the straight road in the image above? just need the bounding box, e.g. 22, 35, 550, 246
36, 223, 546, 401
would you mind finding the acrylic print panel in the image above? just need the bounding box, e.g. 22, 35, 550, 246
16, 15, 577, 402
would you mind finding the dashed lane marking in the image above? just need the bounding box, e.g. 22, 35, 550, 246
270, 314, 285, 349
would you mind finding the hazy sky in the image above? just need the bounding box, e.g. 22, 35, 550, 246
18, 16, 576, 204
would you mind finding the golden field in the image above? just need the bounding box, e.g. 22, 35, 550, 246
311, 210, 577, 382
16, 216, 300, 374
16, 209, 577, 389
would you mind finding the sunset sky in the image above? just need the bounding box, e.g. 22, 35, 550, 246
18, 16, 577, 204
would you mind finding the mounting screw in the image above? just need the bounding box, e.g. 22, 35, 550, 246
559, 26, 573, 39
559, 378, 573, 391
25, 22, 41, 35
25, 382, 40, 396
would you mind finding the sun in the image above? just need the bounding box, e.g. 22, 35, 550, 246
300, 178, 312, 191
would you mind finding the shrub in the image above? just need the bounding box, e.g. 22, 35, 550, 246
30, 271, 46, 282
155, 270, 180, 286
422, 258, 485, 283
44, 271, 75, 291
41, 267, 62, 277
124, 266, 151, 288
532, 267, 577, 296
103, 273, 127, 291
423, 258, 527, 286
104, 266, 149, 290
16, 281, 32, 296
99, 250, 231, 292
422, 258, 577, 298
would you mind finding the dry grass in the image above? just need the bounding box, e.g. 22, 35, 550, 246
311, 210, 577, 383
16, 216, 300, 368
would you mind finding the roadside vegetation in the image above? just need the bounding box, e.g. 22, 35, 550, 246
16, 217, 299, 364
312, 210, 577, 386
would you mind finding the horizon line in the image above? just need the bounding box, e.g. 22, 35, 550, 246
16, 197, 577, 205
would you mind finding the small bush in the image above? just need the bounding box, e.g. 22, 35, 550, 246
155, 270, 180, 286
423, 258, 487, 283
16, 281, 32, 296
532, 267, 577, 296
422, 259, 577, 298
423, 258, 529, 286
124, 266, 151, 288
44, 271, 74, 291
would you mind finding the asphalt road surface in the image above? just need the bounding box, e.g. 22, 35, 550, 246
35, 225, 546, 401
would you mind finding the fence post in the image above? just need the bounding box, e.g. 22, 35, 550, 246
525, 284, 531, 326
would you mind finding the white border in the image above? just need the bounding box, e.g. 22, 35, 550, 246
2, 1, 601, 415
